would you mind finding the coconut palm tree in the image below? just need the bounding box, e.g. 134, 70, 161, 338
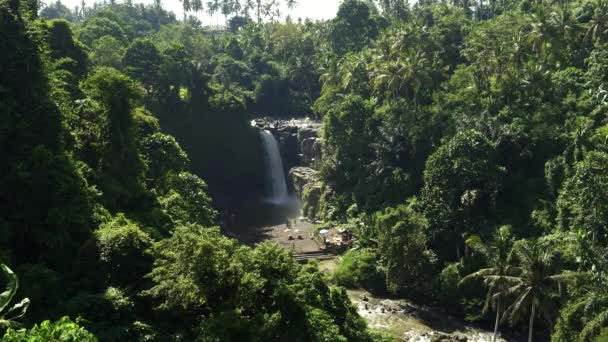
564, 116, 594, 164
585, 0, 608, 45
553, 237, 608, 341
264, 0, 281, 22
318, 54, 340, 88
577, 258, 608, 341
525, 11, 550, 60
371, 49, 431, 104
372, 59, 406, 99
460, 226, 514, 342
285, 0, 297, 15
207, 0, 221, 25
338, 53, 369, 93
255, 0, 262, 22
502, 240, 564, 342
181, 0, 204, 12
242, 0, 252, 17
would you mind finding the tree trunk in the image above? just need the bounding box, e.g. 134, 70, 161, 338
528, 304, 536, 342
493, 296, 500, 342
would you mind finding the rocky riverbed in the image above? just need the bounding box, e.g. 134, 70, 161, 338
347, 289, 513, 342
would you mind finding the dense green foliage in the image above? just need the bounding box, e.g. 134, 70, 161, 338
333, 248, 385, 293
3, 0, 608, 340
305, 0, 608, 341
145, 227, 374, 341
3, 317, 97, 341
0, 0, 384, 340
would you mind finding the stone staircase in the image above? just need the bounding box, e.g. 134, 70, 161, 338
293, 250, 334, 263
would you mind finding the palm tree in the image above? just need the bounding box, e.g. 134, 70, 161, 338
242, 0, 254, 18
502, 240, 564, 342
574, 237, 608, 341
255, 0, 262, 22
221, 0, 240, 21
525, 11, 550, 61
372, 59, 405, 99
181, 0, 204, 12
371, 48, 432, 104
318, 54, 340, 89
287, 54, 317, 105
263, 0, 280, 22
553, 237, 608, 341
234, 0, 243, 16
558, 285, 608, 341
285, 0, 297, 16
338, 53, 369, 93
207, 0, 221, 25
585, 0, 608, 45
547, 9, 575, 57
460, 226, 514, 342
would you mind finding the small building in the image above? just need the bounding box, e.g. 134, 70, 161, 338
337, 228, 353, 242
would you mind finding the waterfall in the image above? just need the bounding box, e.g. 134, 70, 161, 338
260, 130, 288, 203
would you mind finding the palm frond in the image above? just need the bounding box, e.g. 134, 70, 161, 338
503, 287, 533, 325
579, 309, 608, 341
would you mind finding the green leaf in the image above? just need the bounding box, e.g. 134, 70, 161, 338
3, 298, 30, 320
0, 264, 18, 313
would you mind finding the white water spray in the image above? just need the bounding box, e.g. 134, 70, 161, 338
260, 130, 288, 203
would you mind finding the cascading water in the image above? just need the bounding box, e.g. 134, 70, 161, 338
260, 130, 288, 203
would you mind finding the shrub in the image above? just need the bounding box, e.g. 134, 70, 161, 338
334, 248, 385, 293
63, 288, 136, 341
3, 317, 97, 341
96, 214, 153, 286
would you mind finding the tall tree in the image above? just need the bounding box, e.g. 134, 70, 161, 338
377, 205, 437, 297
82, 67, 146, 210
420, 130, 503, 262
0, 0, 93, 267
502, 240, 564, 342
181, 0, 204, 12
286, 0, 297, 16
122, 39, 163, 94
460, 226, 515, 342
558, 152, 608, 245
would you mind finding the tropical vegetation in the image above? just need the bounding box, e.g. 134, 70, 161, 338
2, 0, 608, 340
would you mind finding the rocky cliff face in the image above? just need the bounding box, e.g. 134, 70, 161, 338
253, 118, 328, 220
289, 166, 319, 194
288, 166, 327, 220
252, 118, 322, 170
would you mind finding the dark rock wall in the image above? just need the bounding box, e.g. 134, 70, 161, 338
253, 118, 322, 172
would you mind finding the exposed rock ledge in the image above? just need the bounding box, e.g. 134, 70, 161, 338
288, 166, 319, 195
